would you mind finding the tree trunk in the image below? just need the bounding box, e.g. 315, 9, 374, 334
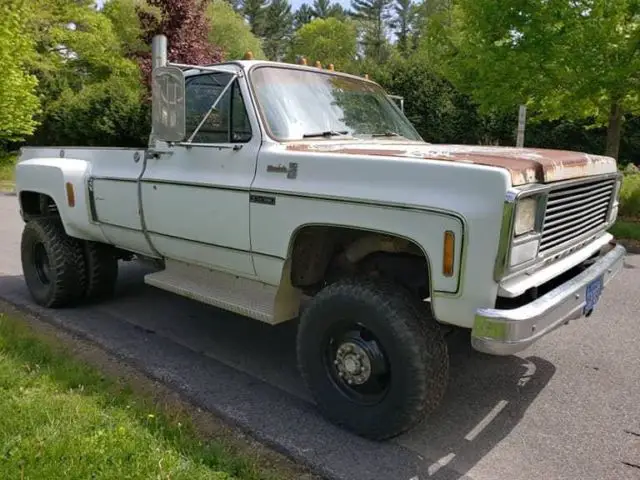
605, 101, 623, 160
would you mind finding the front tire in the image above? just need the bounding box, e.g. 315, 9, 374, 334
296, 277, 449, 440
20, 219, 87, 308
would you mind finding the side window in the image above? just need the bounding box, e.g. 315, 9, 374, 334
230, 82, 252, 142
185, 73, 252, 144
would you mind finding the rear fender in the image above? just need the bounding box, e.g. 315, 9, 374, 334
15, 158, 108, 242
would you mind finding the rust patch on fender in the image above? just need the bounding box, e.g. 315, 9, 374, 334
285, 141, 617, 185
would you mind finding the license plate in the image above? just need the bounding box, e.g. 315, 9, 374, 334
584, 276, 604, 314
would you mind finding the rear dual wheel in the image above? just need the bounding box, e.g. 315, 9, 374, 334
21, 219, 118, 308
296, 277, 449, 440
83, 240, 119, 300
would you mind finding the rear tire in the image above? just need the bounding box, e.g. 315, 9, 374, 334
83, 241, 118, 301
21, 219, 87, 308
296, 276, 449, 440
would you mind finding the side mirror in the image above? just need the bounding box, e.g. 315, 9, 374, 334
387, 94, 405, 113
152, 66, 186, 142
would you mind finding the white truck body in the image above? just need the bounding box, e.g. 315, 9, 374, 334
13, 40, 627, 439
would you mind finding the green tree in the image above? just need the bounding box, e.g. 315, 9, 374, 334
34, 76, 149, 147
207, 0, 266, 60
290, 17, 357, 69
26, 0, 148, 147
102, 0, 161, 58
350, 0, 393, 63
262, 0, 294, 60
428, 0, 640, 159
243, 0, 269, 36
28, 0, 141, 102
0, 0, 40, 143
374, 57, 509, 144
294, 3, 315, 28
390, 0, 416, 54
312, 0, 348, 19
225, 0, 243, 11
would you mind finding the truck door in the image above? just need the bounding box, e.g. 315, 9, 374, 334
140, 67, 259, 276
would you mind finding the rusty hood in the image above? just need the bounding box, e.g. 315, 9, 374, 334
285, 140, 617, 186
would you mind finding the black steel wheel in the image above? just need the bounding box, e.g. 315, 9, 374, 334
21, 219, 87, 308
297, 276, 449, 440
322, 320, 392, 406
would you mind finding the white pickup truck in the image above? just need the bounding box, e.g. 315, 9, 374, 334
14, 35, 626, 440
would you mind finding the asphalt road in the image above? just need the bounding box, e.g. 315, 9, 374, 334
1, 193, 639, 480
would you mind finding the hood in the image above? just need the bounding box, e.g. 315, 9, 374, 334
285, 140, 618, 186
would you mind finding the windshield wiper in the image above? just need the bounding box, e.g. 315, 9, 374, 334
371, 131, 404, 138
302, 130, 349, 138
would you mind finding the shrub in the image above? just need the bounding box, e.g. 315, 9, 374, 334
619, 171, 640, 219
30, 76, 149, 148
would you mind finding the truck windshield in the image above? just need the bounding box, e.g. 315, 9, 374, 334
249, 66, 423, 142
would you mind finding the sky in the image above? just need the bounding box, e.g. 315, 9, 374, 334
94, 0, 352, 13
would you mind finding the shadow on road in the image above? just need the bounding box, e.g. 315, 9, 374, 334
0, 262, 556, 480
398, 329, 556, 478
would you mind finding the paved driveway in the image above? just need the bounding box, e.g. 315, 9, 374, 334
1, 193, 639, 480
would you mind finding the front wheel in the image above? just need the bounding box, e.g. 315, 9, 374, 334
21, 219, 87, 308
296, 277, 449, 440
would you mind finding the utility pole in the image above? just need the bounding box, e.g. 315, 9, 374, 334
516, 104, 526, 147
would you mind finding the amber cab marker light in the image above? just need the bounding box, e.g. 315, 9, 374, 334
443, 230, 455, 277
243, 51, 254, 60
65, 182, 75, 208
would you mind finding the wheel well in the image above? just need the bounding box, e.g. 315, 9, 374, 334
18, 191, 135, 263
19, 191, 59, 220
289, 226, 431, 299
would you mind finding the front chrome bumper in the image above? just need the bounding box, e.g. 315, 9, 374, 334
471, 242, 626, 356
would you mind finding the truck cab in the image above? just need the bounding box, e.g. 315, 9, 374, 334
14, 35, 626, 441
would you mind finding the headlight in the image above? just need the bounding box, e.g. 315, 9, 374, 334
510, 236, 540, 267
514, 197, 537, 236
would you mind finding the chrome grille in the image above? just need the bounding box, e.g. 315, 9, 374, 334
539, 177, 615, 254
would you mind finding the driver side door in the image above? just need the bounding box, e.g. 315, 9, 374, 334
141, 69, 259, 277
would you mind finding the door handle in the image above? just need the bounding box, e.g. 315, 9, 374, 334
267, 162, 298, 179
146, 148, 174, 160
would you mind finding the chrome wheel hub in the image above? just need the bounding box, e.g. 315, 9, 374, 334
334, 342, 372, 385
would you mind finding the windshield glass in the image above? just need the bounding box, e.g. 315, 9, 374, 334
249, 66, 423, 142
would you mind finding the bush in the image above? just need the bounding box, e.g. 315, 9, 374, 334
619, 171, 640, 219
0, 153, 17, 184
29, 76, 149, 148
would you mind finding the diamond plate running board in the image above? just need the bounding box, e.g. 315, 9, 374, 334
144, 259, 283, 324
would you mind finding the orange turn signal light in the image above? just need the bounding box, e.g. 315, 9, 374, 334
65, 182, 75, 208
443, 231, 455, 277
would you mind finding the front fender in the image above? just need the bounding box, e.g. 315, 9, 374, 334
251, 194, 466, 295
15, 158, 107, 242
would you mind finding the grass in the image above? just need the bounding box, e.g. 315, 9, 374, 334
0, 311, 299, 480
609, 219, 640, 241
0, 153, 17, 191
609, 169, 640, 242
